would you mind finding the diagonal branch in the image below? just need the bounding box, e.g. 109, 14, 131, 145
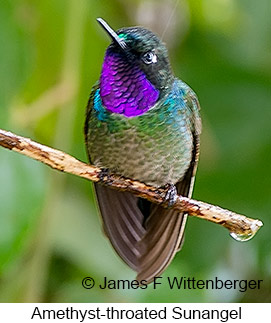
0, 128, 263, 241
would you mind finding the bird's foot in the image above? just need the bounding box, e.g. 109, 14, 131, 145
162, 183, 178, 208
98, 168, 111, 183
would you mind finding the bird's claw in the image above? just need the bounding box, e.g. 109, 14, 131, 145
162, 183, 178, 208
98, 168, 110, 182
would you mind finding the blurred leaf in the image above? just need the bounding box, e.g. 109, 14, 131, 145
0, 150, 45, 273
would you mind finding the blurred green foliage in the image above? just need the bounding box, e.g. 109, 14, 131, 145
0, 0, 270, 302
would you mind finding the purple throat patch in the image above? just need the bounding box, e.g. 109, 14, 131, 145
100, 51, 159, 117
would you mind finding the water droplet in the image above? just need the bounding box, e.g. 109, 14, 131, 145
230, 232, 254, 242
229, 220, 263, 242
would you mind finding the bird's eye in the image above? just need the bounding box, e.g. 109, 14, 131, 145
142, 51, 157, 64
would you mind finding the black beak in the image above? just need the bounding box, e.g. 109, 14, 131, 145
97, 18, 127, 50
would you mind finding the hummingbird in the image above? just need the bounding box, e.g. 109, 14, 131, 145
84, 18, 201, 284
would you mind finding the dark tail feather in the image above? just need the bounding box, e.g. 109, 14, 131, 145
95, 184, 145, 271
94, 170, 191, 283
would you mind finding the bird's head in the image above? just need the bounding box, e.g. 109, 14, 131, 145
97, 18, 174, 117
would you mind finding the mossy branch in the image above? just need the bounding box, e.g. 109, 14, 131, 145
0, 128, 263, 240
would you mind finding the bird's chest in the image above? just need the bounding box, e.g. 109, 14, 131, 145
87, 99, 193, 187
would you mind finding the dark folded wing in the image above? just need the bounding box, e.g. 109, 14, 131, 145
94, 184, 145, 271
